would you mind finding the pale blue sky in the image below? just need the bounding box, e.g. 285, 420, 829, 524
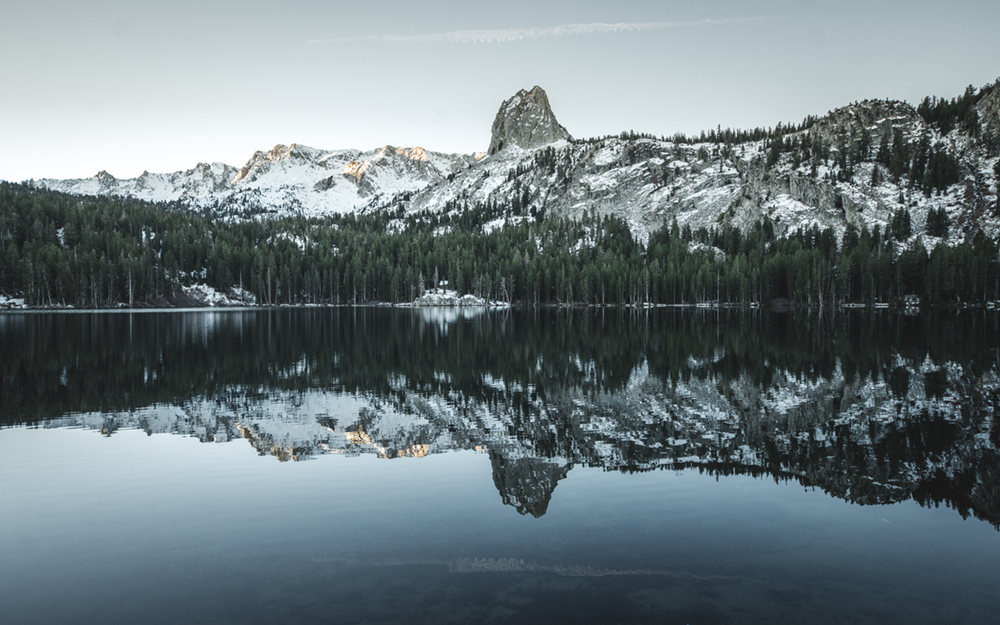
2, 0, 998, 181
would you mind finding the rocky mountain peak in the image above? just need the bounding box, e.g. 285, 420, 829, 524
232, 144, 303, 185
488, 86, 572, 155
266, 144, 301, 161
94, 170, 118, 188
806, 99, 923, 147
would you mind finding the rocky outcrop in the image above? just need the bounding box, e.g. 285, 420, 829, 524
340, 146, 474, 198
95, 170, 118, 190
232, 143, 329, 185
809, 100, 924, 146
408, 288, 507, 308
487, 86, 572, 155
977, 84, 1000, 137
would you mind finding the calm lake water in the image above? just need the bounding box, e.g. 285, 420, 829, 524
1, 308, 999, 624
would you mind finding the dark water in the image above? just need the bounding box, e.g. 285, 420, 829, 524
1, 308, 999, 624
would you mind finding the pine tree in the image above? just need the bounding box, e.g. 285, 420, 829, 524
859, 126, 872, 161
891, 207, 912, 241
871, 164, 882, 186
766, 132, 783, 169
926, 206, 950, 238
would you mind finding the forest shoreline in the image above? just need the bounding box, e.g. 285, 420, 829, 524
1, 297, 994, 313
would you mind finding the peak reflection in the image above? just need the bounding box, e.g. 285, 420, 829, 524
1, 308, 998, 524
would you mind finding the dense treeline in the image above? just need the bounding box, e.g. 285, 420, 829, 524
1, 181, 999, 308
760, 111, 975, 195
594, 80, 1000, 155
917, 83, 996, 137
581, 114, 821, 148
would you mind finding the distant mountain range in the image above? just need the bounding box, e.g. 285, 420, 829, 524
33, 81, 1000, 242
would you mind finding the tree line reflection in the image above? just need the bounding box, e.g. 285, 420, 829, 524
1, 308, 998, 525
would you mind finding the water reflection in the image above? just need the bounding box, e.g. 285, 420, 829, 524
2, 308, 998, 525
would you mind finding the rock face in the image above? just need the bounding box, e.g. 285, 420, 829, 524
977, 84, 1000, 136
487, 86, 572, 155
409, 288, 507, 307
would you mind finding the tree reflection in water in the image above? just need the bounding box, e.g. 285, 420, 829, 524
1, 308, 998, 526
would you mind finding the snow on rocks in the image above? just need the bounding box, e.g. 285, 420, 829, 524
182, 284, 257, 306
0, 295, 26, 309
404, 288, 509, 308
26, 86, 1000, 246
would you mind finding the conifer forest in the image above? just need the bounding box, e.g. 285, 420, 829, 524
2, 180, 998, 308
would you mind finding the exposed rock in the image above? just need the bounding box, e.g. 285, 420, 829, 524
809, 100, 923, 146
0, 295, 26, 309
408, 288, 508, 308
182, 284, 257, 306
314, 175, 337, 191
95, 170, 118, 189
233, 143, 314, 184
339, 146, 474, 197
488, 86, 572, 155
976, 83, 1000, 136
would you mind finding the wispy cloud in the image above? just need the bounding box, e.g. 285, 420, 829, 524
307, 16, 776, 45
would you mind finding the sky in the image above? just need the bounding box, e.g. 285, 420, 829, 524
2, 0, 999, 181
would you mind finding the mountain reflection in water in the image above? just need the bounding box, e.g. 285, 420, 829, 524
1, 308, 998, 526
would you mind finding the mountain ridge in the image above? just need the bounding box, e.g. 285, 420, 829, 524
29, 81, 1000, 243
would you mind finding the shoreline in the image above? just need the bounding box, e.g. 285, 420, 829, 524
0, 301, 993, 313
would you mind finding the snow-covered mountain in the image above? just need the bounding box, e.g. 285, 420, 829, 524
38, 143, 478, 218
34, 83, 1000, 241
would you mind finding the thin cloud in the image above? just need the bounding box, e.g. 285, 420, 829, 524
307, 16, 776, 45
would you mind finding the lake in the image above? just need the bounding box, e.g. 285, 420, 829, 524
1, 308, 998, 624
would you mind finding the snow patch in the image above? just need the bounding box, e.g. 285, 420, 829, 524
182, 284, 257, 306
402, 288, 509, 308
0, 295, 26, 309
